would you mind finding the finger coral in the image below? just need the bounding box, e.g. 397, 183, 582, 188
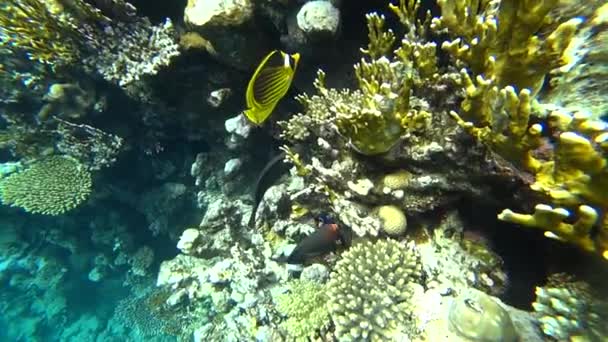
433, 0, 581, 95
498, 111, 608, 258
532, 273, 608, 341
327, 239, 423, 341
432, 0, 608, 258
0, 156, 92, 215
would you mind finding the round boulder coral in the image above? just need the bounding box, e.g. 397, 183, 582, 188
381, 170, 411, 190
448, 288, 517, 342
327, 239, 423, 341
0, 156, 92, 215
376, 205, 408, 236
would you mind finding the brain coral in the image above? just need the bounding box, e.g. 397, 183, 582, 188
0, 156, 92, 215
376, 205, 408, 236
327, 239, 423, 341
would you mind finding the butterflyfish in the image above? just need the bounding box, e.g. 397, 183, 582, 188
244, 50, 300, 126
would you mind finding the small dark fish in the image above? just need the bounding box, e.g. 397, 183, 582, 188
286, 215, 351, 264
248, 151, 288, 228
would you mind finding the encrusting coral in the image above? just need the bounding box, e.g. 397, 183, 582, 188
0, 156, 92, 215
327, 239, 423, 341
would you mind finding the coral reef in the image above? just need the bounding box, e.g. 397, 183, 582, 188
427, 0, 608, 258
0, 0, 607, 341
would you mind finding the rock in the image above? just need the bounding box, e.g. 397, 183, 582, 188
88, 267, 104, 282
183, 0, 269, 69
224, 158, 242, 178
207, 88, 232, 107
225, 114, 252, 149
177, 228, 202, 255
166, 288, 188, 306
225, 114, 252, 138
184, 0, 253, 27
296, 1, 340, 37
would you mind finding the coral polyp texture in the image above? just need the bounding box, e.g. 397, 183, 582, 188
0, 156, 92, 215
275, 280, 330, 340
327, 239, 423, 341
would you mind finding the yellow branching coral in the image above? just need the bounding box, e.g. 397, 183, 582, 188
0, 0, 108, 66
0, 0, 80, 65
498, 111, 608, 259
360, 13, 395, 59
433, 0, 582, 94
449, 72, 543, 170
432, 0, 608, 258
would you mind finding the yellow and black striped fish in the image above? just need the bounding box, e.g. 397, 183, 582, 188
243, 50, 300, 126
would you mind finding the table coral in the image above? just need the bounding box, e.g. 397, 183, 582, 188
0, 156, 92, 215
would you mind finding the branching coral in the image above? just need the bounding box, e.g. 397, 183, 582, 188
431, 0, 608, 258
280, 10, 433, 156
0, 156, 92, 215
327, 239, 423, 340
82, 17, 180, 87
432, 0, 581, 94
532, 273, 608, 341
275, 280, 330, 340
497, 110, 608, 258
55, 118, 124, 170
0, 0, 85, 65
432, 0, 582, 168
0, 0, 178, 86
